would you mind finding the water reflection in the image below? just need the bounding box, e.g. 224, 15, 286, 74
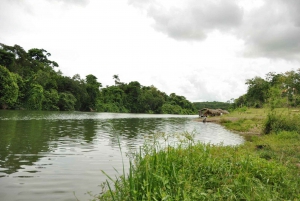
0, 110, 244, 201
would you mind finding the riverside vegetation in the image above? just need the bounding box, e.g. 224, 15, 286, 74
93, 68, 300, 200
93, 67, 300, 201
0, 43, 196, 114
91, 107, 300, 201
3, 43, 300, 200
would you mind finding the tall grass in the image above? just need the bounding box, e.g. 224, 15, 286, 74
93, 133, 300, 201
263, 111, 300, 134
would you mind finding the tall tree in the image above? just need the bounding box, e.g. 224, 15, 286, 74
0, 49, 15, 69
25, 84, 44, 110
85, 74, 102, 110
124, 81, 142, 113
0, 66, 19, 109
138, 86, 166, 113
245, 76, 270, 107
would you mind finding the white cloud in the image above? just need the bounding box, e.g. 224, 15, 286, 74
1, 0, 300, 103
129, 0, 243, 41
129, 0, 300, 61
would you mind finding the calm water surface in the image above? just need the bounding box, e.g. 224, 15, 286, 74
0, 110, 244, 201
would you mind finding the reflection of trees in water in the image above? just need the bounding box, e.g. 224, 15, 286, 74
105, 118, 192, 148
0, 111, 192, 175
0, 120, 51, 174
0, 117, 97, 175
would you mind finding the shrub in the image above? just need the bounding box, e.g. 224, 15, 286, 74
263, 112, 300, 134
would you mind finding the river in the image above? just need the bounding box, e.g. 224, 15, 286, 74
0, 110, 244, 201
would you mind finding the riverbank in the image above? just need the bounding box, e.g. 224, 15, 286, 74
198, 108, 300, 169
95, 108, 300, 200
196, 108, 268, 136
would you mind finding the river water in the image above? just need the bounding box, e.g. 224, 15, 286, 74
0, 110, 244, 201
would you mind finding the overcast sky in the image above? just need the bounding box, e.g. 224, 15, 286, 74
1, 0, 300, 102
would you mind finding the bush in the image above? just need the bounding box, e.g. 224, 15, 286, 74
263, 112, 300, 134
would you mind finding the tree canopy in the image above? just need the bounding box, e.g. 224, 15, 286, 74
0, 43, 197, 114
231, 69, 300, 109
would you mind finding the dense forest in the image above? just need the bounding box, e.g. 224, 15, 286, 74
232, 70, 300, 109
0, 43, 197, 114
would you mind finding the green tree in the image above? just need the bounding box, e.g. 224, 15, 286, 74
232, 95, 247, 109
124, 81, 142, 113
0, 66, 19, 109
0, 44, 32, 77
25, 84, 44, 110
0, 44, 59, 79
56, 74, 88, 111
166, 93, 196, 114
138, 86, 166, 113
27, 48, 58, 68
27, 48, 59, 75
161, 103, 182, 114
0, 49, 15, 69
85, 74, 102, 110
193, 101, 231, 111
98, 86, 128, 112
245, 76, 270, 108
42, 89, 59, 111
11, 73, 25, 109
57, 92, 77, 111
113, 74, 122, 86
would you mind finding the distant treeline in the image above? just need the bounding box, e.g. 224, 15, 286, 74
232, 70, 300, 109
193, 101, 231, 110
0, 43, 196, 114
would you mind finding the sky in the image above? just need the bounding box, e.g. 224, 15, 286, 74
1, 0, 300, 102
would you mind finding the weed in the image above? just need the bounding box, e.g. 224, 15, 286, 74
94, 132, 300, 201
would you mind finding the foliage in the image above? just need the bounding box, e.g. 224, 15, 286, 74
161, 93, 196, 114
56, 74, 88, 111
193, 101, 231, 110
263, 111, 300, 134
86, 74, 102, 110
98, 86, 127, 112
232, 69, 300, 109
25, 84, 44, 110
210, 107, 300, 171
138, 86, 166, 114
57, 92, 77, 111
221, 118, 253, 132
161, 103, 183, 114
42, 89, 59, 111
0, 43, 197, 114
245, 76, 270, 108
0, 65, 19, 109
95, 133, 300, 201
0, 48, 15, 68
93, 108, 300, 200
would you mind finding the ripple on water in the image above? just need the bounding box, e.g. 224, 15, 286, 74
0, 111, 243, 201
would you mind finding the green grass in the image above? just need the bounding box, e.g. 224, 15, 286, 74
218, 107, 300, 169
220, 118, 253, 132
92, 131, 300, 201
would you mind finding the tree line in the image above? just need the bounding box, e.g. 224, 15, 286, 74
232, 70, 300, 109
193, 101, 231, 111
0, 43, 196, 114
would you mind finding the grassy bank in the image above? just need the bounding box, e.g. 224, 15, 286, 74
93, 108, 300, 201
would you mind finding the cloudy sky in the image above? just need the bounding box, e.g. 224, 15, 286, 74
1, 0, 300, 102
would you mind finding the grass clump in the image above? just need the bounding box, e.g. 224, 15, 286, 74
217, 108, 300, 169
250, 131, 300, 167
263, 111, 300, 134
93, 133, 300, 201
221, 118, 253, 132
